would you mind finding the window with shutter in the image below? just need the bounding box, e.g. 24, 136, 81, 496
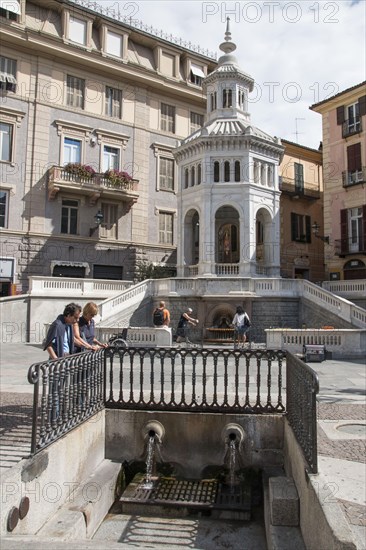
347, 143, 361, 171
358, 95, 366, 117
336, 105, 345, 125
291, 212, 311, 243
294, 162, 304, 192
340, 209, 348, 254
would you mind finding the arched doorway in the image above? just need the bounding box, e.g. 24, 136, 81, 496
215, 206, 240, 263
343, 259, 366, 280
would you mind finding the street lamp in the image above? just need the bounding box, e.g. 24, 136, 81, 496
90, 210, 104, 236
312, 222, 329, 244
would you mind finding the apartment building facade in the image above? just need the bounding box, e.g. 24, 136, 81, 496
279, 139, 325, 281
0, 0, 216, 295
310, 82, 366, 281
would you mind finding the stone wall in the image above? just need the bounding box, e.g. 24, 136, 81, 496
300, 298, 354, 329
106, 410, 284, 479
0, 413, 106, 537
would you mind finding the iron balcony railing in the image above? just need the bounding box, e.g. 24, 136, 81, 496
342, 116, 362, 138
28, 347, 319, 473
334, 236, 366, 256
279, 177, 321, 200
342, 167, 366, 188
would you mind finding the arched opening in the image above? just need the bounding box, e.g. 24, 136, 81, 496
183, 209, 200, 266
255, 208, 273, 269
214, 161, 220, 182
343, 259, 366, 280
224, 161, 230, 182
234, 161, 240, 182
215, 206, 240, 264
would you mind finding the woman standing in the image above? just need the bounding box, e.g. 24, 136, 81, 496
232, 305, 251, 349
74, 302, 107, 352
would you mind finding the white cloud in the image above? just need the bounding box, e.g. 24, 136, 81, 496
102, 0, 365, 149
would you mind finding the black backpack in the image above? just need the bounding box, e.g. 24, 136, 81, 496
244, 315, 251, 327
153, 308, 164, 326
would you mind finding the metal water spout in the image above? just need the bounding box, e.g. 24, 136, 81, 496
222, 424, 245, 488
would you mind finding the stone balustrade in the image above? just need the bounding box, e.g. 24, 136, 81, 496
322, 279, 366, 299
29, 276, 132, 297
96, 326, 172, 347
265, 328, 366, 359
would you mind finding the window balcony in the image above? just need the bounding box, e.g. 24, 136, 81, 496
48, 166, 139, 205
342, 168, 366, 188
334, 236, 365, 256
279, 177, 320, 200
342, 116, 362, 138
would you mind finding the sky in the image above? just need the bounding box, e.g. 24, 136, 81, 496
96, 0, 365, 149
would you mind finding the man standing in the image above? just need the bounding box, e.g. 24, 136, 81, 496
43, 302, 82, 359
153, 301, 170, 327
176, 307, 199, 344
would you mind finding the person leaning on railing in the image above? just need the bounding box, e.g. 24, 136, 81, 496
43, 303, 82, 359
73, 302, 108, 352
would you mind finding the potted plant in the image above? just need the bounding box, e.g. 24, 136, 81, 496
103, 169, 133, 187
64, 163, 96, 179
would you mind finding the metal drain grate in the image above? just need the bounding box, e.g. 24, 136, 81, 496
121, 474, 251, 516
121, 476, 218, 507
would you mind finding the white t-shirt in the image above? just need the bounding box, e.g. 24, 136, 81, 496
232, 312, 249, 327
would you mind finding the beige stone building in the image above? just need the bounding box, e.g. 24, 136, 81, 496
279, 139, 324, 281
0, 0, 216, 294
310, 81, 366, 280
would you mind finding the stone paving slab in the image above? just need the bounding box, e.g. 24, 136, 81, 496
92, 513, 267, 549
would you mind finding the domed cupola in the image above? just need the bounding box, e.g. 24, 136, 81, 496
203, 17, 255, 125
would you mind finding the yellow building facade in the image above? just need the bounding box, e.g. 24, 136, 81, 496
279, 140, 324, 281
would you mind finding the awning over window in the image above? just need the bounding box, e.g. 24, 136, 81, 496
0, 73, 17, 84
191, 64, 205, 79
0, 0, 21, 15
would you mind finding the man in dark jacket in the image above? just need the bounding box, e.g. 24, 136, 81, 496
43, 303, 82, 359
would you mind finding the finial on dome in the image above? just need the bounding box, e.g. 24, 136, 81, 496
225, 17, 231, 41
219, 17, 237, 55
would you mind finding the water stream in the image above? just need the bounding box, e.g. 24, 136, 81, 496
228, 438, 237, 491
141, 433, 156, 490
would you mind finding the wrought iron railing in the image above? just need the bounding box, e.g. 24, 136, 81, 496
28, 350, 105, 454
342, 167, 366, 187
334, 235, 365, 255
105, 347, 286, 414
286, 353, 319, 473
27, 348, 319, 475
279, 177, 321, 199
342, 116, 362, 138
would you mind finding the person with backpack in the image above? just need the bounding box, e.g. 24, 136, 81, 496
153, 301, 170, 327
232, 305, 251, 349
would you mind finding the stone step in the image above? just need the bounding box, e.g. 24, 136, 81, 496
37, 459, 121, 540
263, 473, 306, 550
